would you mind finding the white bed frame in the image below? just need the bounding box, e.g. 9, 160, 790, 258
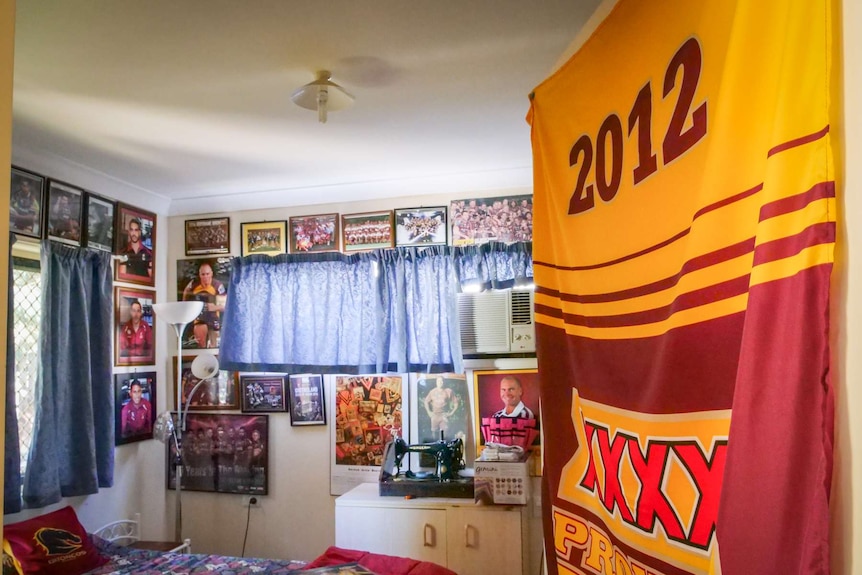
93, 513, 191, 553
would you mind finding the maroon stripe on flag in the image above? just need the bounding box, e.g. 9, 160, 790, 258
535, 237, 755, 304
752, 222, 835, 266
766, 125, 829, 157
534, 184, 762, 272
549, 275, 749, 329
759, 181, 835, 221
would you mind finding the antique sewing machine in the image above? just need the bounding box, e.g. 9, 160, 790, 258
379, 434, 473, 498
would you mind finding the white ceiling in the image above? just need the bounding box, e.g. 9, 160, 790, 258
12, 1, 601, 215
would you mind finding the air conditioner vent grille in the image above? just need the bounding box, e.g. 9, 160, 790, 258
457, 291, 511, 354
510, 290, 534, 325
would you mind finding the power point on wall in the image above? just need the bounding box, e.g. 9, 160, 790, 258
244, 495, 261, 508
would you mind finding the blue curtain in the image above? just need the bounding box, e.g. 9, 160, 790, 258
4, 234, 22, 514
23, 241, 114, 509
220, 242, 532, 375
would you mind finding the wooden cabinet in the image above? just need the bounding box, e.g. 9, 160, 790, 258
335, 483, 528, 575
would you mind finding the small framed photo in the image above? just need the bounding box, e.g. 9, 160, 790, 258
288, 213, 339, 253
473, 369, 540, 457
394, 207, 448, 247
173, 354, 239, 411
450, 194, 533, 246
341, 211, 394, 253
240, 221, 287, 256
288, 374, 326, 426
241, 375, 287, 412
10, 167, 45, 239
114, 287, 156, 367
115, 372, 156, 445
115, 203, 156, 286
185, 217, 231, 256
84, 193, 116, 252
45, 180, 84, 246
167, 413, 268, 495
176, 257, 231, 349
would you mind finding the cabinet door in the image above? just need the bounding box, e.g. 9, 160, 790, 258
336, 504, 448, 566
446, 507, 523, 575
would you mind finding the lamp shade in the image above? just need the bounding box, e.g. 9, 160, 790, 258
191, 353, 220, 380
151, 301, 203, 326
291, 70, 354, 123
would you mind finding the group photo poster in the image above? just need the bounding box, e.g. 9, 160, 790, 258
449, 194, 533, 246
176, 257, 231, 349
329, 373, 408, 495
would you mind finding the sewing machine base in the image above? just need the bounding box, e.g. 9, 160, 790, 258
379, 475, 474, 498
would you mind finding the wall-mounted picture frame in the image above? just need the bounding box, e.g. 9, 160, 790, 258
114, 372, 156, 446
341, 211, 394, 253
288, 213, 339, 253
10, 166, 45, 239
240, 220, 287, 256
473, 369, 540, 457
411, 373, 471, 464
394, 206, 447, 247
241, 374, 287, 413
449, 194, 533, 246
173, 354, 239, 411
84, 192, 116, 252
45, 179, 84, 246
114, 287, 156, 367
185, 217, 230, 256
288, 374, 326, 426
176, 257, 231, 349
167, 413, 268, 495
115, 203, 156, 287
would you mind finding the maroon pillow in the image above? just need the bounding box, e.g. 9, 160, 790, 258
2, 506, 108, 575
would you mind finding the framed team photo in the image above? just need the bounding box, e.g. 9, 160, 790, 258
84, 193, 116, 252
341, 211, 394, 253
115, 203, 156, 287
473, 369, 540, 456
114, 372, 156, 446
176, 257, 231, 349
45, 179, 84, 246
288, 213, 339, 253
173, 354, 239, 411
288, 374, 326, 426
240, 220, 287, 256
114, 287, 156, 367
241, 375, 287, 413
449, 194, 533, 246
10, 166, 45, 239
185, 217, 231, 256
394, 207, 447, 247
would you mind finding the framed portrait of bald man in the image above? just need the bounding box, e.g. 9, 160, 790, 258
473, 368, 540, 457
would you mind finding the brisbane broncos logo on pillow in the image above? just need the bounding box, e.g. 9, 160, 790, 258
33, 527, 83, 556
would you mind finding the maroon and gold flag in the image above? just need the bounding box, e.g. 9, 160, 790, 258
529, 1, 837, 574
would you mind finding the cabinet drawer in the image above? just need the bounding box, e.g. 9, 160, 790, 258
336, 505, 448, 566
446, 507, 523, 575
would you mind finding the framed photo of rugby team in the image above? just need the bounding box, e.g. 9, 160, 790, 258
240, 220, 287, 256
288, 213, 339, 253
341, 211, 394, 253
394, 207, 447, 247
10, 166, 45, 239
241, 375, 287, 413
173, 354, 239, 411
185, 217, 230, 256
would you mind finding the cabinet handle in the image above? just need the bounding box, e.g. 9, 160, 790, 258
464, 524, 478, 548
423, 523, 436, 547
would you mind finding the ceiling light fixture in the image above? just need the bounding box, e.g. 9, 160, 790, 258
291, 70, 354, 124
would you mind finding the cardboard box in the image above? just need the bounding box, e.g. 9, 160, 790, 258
473, 459, 530, 505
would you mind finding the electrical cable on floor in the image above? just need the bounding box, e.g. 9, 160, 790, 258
240, 497, 255, 557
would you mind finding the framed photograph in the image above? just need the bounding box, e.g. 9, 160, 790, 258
114, 372, 156, 445
167, 413, 268, 495
45, 179, 84, 246
288, 374, 326, 426
185, 217, 230, 256
288, 213, 339, 253
173, 354, 239, 411
10, 166, 45, 239
394, 206, 447, 247
341, 211, 394, 253
177, 257, 231, 349
473, 369, 540, 456
115, 203, 156, 287
411, 373, 471, 467
114, 287, 156, 367
84, 193, 116, 252
240, 220, 287, 256
241, 375, 287, 413
450, 194, 533, 246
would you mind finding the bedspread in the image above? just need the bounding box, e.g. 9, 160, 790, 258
87, 537, 307, 574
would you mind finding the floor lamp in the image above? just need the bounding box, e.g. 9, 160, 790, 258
151, 301, 206, 542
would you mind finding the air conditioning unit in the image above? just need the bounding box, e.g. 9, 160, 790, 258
457, 289, 535, 355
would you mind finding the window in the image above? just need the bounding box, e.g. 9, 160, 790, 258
12, 255, 40, 478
